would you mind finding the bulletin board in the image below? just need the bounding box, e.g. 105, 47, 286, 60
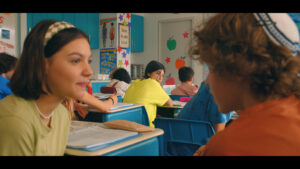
100, 48, 117, 74
0, 13, 17, 56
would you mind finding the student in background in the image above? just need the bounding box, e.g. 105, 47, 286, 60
0, 20, 92, 155
63, 78, 118, 120
0, 53, 17, 100
171, 66, 199, 96
191, 13, 300, 156
124, 60, 173, 127
62, 90, 118, 120
106, 67, 131, 98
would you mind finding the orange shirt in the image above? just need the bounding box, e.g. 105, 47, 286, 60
203, 95, 300, 156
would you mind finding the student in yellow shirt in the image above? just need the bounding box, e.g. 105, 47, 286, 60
124, 60, 173, 127
0, 20, 93, 155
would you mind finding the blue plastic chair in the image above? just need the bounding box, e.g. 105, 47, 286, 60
154, 117, 215, 156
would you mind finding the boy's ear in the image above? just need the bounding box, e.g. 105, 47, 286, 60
190, 77, 193, 81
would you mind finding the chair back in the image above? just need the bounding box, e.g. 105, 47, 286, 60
154, 117, 215, 156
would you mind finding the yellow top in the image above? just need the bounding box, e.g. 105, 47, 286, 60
123, 78, 170, 127
0, 95, 71, 156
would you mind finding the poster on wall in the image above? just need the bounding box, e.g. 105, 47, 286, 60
118, 24, 130, 48
0, 28, 15, 56
0, 13, 17, 56
100, 48, 117, 74
100, 18, 117, 49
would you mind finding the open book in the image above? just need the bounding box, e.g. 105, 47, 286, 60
109, 103, 135, 111
67, 121, 140, 151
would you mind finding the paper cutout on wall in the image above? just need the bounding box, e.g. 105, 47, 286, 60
167, 37, 176, 50
117, 46, 122, 53
100, 48, 117, 74
126, 13, 131, 19
183, 31, 189, 38
125, 60, 129, 66
118, 15, 123, 21
167, 36, 176, 51
122, 51, 127, 58
165, 73, 175, 85
165, 57, 170, 64
118, 60, 123, 67
175, 56, 186, 69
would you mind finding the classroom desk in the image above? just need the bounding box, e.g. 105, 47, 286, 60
77, 104, 150, 126
65, 123, 164, 156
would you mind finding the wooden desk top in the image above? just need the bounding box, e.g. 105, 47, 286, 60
157, 105, 184, 109
65, 124, 163, 156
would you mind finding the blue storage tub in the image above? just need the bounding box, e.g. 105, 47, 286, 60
80, 105, 150, 126
91, 81, 109, 93
154, 117, 215, 156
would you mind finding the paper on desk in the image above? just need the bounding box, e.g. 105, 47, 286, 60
172, 100, 186, 107
109, 103, 135, 110
67, 121, 140, 150
92, 93, 112, 99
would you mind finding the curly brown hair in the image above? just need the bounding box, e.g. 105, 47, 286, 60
190, 13, 300, 99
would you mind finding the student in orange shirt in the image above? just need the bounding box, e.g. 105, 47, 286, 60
191, 13, 300, 156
